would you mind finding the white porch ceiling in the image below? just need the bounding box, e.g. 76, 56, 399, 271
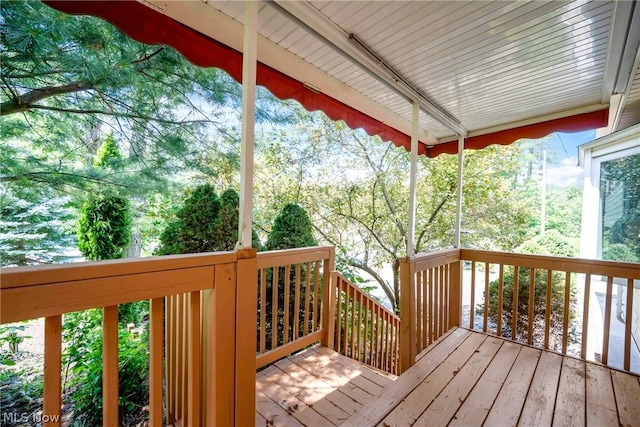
146, 0, 640, 144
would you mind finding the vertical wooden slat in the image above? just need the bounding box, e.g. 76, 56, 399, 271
428, 268, 434, 344
364, 297, 370, 364
188, 291, 201, 427
313, 260, 321, 330
497, 264, 504, 336
440, 265, 445, 337
544, 270, 552, 349
376, 305, 383, 368
483, 262, 489, 333
357, 291, 363, 360
283, 265, 291, 344
444, 264, 450, 332
260, 269, 266, 354
321, 265, 336, 350
562, 272, 571, 354
303, 262, 311, 336
471, 261, 476, 330
335, 278, 343, 352
381, 312, 388, 371
43, 315, 62, 427
528, 268, 535, 345
180, 295, 188, 422
103, 305, 119, 427
236, 250, 257, 427
342, 281, 349, 356
167, 295, 176, 423
149, 298, 164, 427
416, 271, 423, 351
512, 267, 519, 341
293, 264, 301, 340
581, 274, 591, 360
449, 261, 462, 329
433, 267, 439, 340
350, 286, 356, 358
390, 315, 397, 374
271, 267, 279, 350
624, 278, 633, 371
422, 270, 428, 349
602, 276, 614, 365
174, 294, 182, 420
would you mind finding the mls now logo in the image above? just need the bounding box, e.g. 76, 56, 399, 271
1, 412, 62, 424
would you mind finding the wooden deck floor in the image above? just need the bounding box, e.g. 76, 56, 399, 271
255, 345, 397, 426
344, 327, 640, 427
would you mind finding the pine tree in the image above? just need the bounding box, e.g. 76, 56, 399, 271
266, 203, 317, 250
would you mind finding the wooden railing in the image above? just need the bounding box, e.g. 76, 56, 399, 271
398, 248, 640, 374
330, 272, 401, 375
255, 246, 334, 369
460, 249, 640, 373
399, 249, 462, 372
0, 249, 257, 426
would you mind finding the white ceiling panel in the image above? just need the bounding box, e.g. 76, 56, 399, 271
166, 0, 639, 145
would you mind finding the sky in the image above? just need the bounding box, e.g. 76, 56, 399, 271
544, 130, 596, 188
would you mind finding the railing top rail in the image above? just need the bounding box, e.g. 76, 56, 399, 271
333, 271, 400, 321
256, 245, 334, 269
461, 248, 640, 279
1, 251, 238, 289
401, 248, 461, 272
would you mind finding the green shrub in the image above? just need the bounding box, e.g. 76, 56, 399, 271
78, 196, 131, 260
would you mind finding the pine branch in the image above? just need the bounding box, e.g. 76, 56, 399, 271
25, 105, 212, 125
1, 81, 93, 115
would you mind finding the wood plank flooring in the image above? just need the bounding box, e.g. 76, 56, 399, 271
343, 328, 640, 427
257, 329, 640, 426
256, 345, 396, 426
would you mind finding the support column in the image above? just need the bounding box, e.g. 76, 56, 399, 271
407, 102, 419, 256
454, 136, 464, 248
237, 0, 258, 248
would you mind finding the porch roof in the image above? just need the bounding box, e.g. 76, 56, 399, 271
46, 1, 640, 156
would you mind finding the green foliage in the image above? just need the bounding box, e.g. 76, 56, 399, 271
94, 134, 123, 169
0, 323, 30, 355
266, 203, 317, 250
516, 229, 578, 258
603, 243, 639, 263
0, 185, 79, 267
63, 307, 149, 426
78, 195, 131, 260
156, 184, 262, 254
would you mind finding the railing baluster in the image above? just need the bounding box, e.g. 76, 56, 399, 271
150, 298, 164, 427
272, 267, 279, 350
470, 261, 476, 330
512, 267, 519, 341
313, 260, 321, 330
293, 264, 301, 340
444, 265, 450, 333
416, 270, 423, 352
429, 268, 434, 344
544, 270, 552, 349
335, 278, 343, 352
103, 305, 119, 427
350, 285, 356, 358
260, 269, 266, 353
284, 265, 291, 344
43, 315, 62, 427
188, 291, 201, 427
343, 280, 349, 356
364, 297, 371, 364
497, 264, 504, 337
357, 290, 363, 361
562, 272, 571, 354
377, 305, 383, 368
422, 270, 428, 350
624, 278, 633, 371
581, 274, 591, 359
304, 262, 311, 336
483, 262, 489, 333
528, 268, 535, 345
602, 276, 614, 365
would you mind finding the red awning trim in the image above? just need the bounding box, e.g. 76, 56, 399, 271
43, 1, 607, 158
427, 109, 609, 157
43, 0, 423, 154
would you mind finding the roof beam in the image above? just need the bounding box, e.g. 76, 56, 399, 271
268, 0, 467, 137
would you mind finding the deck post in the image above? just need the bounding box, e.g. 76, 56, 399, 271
235, 248, 257, 426
448, 260, 463, 329
321, 248, 336, 349
237, 0, 258, 248
407, 101, 419, 256
399, 257, 416, 372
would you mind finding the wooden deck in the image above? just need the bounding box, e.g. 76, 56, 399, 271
255, 345, 397, 426
345, 327, 640, 427
259, 328, 640, 426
